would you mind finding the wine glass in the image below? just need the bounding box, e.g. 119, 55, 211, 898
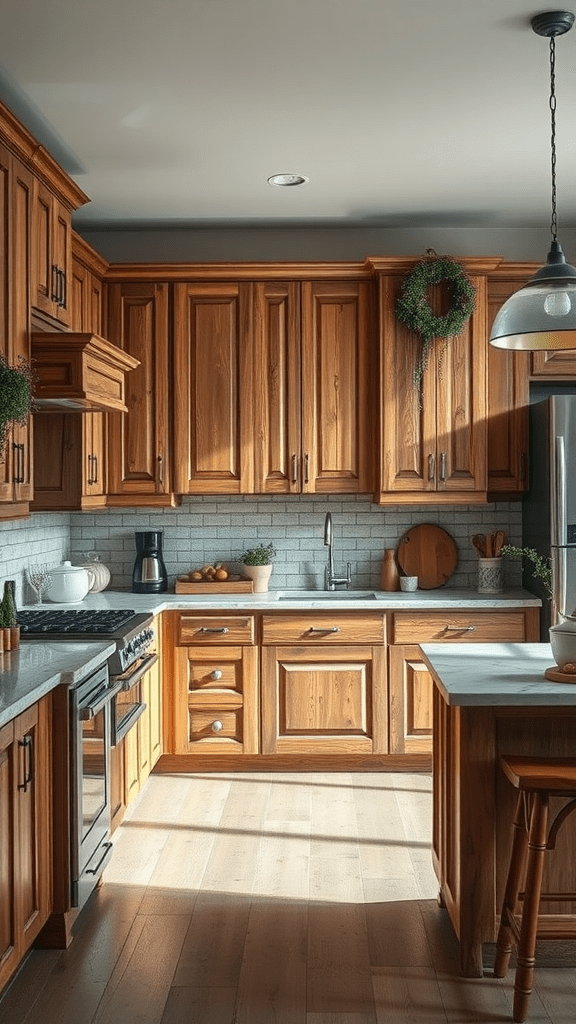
26, 563, 53, 605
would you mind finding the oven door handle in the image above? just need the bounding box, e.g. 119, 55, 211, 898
115, 652, 159, 691
79, 678, 124, 721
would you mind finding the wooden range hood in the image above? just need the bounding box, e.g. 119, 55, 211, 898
31, 333, 140, 412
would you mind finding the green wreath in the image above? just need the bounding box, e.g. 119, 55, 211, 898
396, 254, 476, 386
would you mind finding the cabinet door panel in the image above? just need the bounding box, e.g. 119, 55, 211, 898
253, 281, 301, 492
174, 282, 253, 493
380, 276, 436, 493
107, 283, 171, 498
0, 719, 17, 985
389, 645, 433, 754
302, 281, 372, 493
487, 278, 530, 493
261, 645, 387, 755
531, 348, 576, 379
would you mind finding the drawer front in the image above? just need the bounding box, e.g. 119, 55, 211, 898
186, 646, 244, 694
188, 706, 244, 744
262, 613, 385, 645
178, 614, 255, 645
392, 610, 529, 644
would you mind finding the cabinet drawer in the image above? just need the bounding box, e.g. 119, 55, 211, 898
186, 646, 245, 694
178, 614, 255, 645
262, 613, 385, 645
392, 610, 529, 644
188, 704, 244, 744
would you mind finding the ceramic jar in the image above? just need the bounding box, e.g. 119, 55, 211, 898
549, 617, 576, 672
45, 561, 96, 604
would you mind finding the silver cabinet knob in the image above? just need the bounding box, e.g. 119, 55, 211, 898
211, 670, 223, 680
211, 720, 223, 733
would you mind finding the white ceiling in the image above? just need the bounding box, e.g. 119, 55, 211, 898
2, 0, 576, 229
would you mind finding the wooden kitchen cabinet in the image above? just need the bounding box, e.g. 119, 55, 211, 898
260, 612, 387, 756
31, 178, 73, 327
162, 612, 259, 757
253, 279, 373, 493
31, 236, 108, 511
173, 281, 254, 493
375, 265, 489, 504
0, 695, 52, 992
486, 272, 532, 495
0, 143, 34, 518
106, 281, 176, 506
388, 608, 540, 755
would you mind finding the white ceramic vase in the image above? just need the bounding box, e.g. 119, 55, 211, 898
243, 563, 273, 593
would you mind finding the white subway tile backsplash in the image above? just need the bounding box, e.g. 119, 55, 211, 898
0, 494, 526, 600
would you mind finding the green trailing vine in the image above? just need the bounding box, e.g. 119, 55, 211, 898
396, 251, 476, 387
501, 544, 553, 600
0, 355, 35, 455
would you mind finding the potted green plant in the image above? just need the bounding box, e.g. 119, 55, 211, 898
241, 542, 277, 593
501, 544, 553, 600
0, 355, 34, 455
0, 580, 19, 650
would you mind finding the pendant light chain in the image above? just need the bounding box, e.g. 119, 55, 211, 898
549, 34, 558, 242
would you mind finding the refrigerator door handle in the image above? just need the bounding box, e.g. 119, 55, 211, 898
555, 434, 566, 548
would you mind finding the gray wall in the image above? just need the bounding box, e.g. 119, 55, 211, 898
76, 223, 574, 264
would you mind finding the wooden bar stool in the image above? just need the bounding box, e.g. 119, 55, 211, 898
494, 755, 576, 1022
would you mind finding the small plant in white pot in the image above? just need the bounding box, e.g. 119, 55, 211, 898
241, 542, 277, 593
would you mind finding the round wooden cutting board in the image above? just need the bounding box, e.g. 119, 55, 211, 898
397, 524, 458, 589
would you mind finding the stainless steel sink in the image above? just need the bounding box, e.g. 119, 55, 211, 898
275, 590, 377, 601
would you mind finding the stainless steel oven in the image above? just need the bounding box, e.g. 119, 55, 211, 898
20, 608, 156, 913
70, 665, 123, 907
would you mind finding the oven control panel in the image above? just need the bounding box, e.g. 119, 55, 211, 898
113, 625, 155, 675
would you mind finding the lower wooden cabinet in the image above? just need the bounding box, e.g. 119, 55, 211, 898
261, 644, 387, 755
388, 608, 540, 755
0, 695, 52, 991
260, 611, 387, 756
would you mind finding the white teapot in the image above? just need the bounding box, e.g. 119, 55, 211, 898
549, 613, 576, 672
45, 561, 96, 604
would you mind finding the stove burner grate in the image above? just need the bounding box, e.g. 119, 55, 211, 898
18, 608, 138, 636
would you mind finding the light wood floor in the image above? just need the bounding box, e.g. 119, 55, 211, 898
3, 771, 576, 1023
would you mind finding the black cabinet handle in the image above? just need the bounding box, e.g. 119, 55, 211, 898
18, 735, 34, 792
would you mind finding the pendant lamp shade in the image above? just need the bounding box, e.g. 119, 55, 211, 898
489, 10, 576, 352
490, 241, 576, 350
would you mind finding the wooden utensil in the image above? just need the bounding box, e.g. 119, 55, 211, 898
397, 524, 458, 589
493, 530, 506, 558
471, 534, 486, 557
485, 533, 492, 557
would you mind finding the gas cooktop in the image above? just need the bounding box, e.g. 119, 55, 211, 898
18, 608, 141, 638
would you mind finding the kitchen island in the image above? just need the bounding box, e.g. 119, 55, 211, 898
420, 642, 576, 979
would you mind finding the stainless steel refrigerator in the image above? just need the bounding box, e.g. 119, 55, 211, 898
523, 394, 576, 638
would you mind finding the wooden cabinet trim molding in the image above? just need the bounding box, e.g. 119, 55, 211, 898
104, 261, 372, 283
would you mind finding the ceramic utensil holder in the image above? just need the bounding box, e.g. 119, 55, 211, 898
399, 576, 418, 592
477, 557, 504, 594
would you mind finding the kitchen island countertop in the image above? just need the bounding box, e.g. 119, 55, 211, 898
420, 642, 573, 706
0, 641, 115, 729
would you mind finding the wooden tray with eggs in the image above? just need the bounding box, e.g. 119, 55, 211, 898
175, 563, 254, 594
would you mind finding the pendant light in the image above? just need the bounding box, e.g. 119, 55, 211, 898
490, 10, 576, 351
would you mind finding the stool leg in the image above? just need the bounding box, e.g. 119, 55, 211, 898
494, 792, 530, 979
513, 793, 549, 1024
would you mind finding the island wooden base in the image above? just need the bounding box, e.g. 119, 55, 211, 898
433, 688, 576, 976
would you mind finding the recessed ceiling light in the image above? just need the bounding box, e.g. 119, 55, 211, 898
267, 173, 309, 187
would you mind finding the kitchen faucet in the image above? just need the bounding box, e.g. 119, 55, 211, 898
324, 512, 352, 590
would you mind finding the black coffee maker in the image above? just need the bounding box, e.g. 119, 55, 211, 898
132, 531, 168, 593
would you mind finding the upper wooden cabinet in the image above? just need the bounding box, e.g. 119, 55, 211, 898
531, 346, 576, 379
173, 281, 255, 494
31, 235, 109, 511
31, 180, 74, 328
253, 279, 373, 493
106, 281, 175, 505
486, 272, 532, 495
375, 268, 488, 504
0, 142, 33, 518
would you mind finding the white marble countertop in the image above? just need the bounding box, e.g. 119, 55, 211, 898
0, 641, 115, 729
420, 643, 576, 707
4, 587, 541, 730
21, 587, 541, 615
